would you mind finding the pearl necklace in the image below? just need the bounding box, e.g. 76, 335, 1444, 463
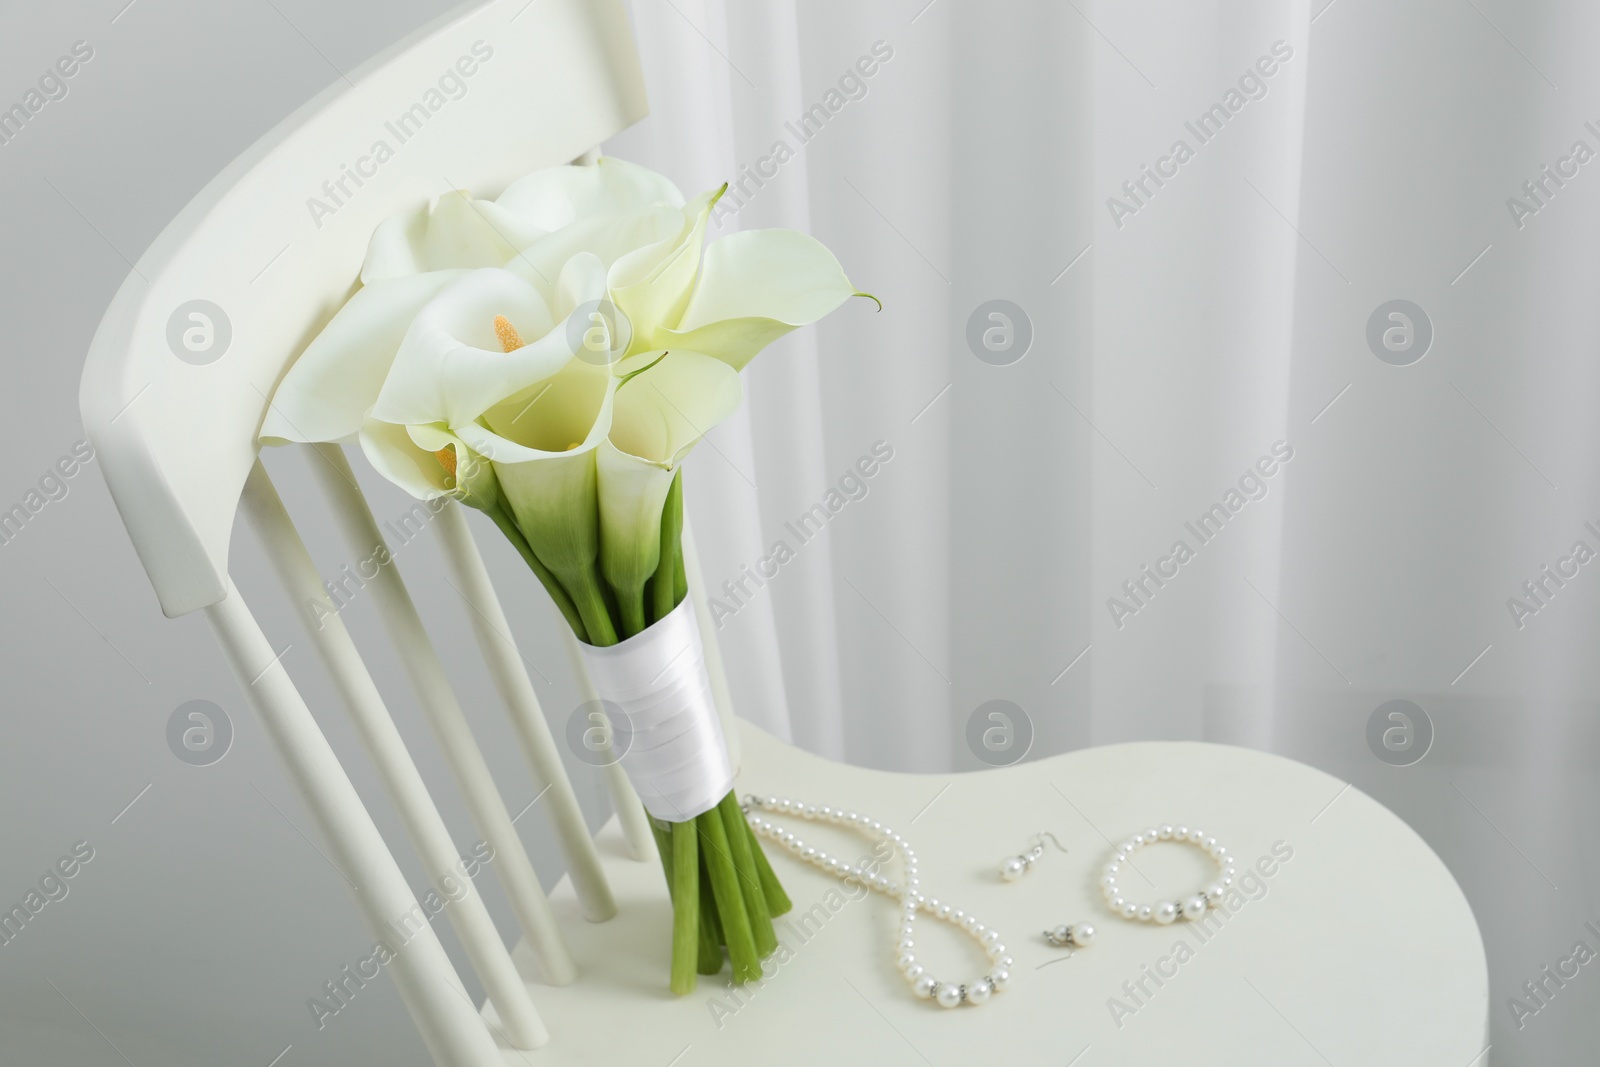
744, 794, 1011, 1008
1100, 824, 1236, 924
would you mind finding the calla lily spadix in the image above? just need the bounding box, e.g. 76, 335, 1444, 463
261, 155, 868, 996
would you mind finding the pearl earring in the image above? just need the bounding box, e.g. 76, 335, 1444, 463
1044, 923, 1095, 948
999, 831, 1067, 882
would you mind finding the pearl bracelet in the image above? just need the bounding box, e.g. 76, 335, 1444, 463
1100, 824, 1236, 924
745, 795, 1011, 1008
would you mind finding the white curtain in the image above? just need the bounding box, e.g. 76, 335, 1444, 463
612, 2, 1598, 1057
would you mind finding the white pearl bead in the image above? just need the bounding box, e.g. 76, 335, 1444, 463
1158, 824, 1175, 840
937, 904, 952, 920
1137, 905, 1153, 922
1187, 828, 1204, 843
1204, 883, 1224, 900
913, 975, 937, 999
897, 938, 914, 953
1109, 895, 1125, 910
904, 963, 923, 981
981, 929, 1000, 945
952, 909, 966, 924
1155, 901, 1178, 925
997, 955, 1013, 969
1001, 856, 1026, 881
986, 943, 1006, 960
1201, 836, 1218, 852
935, 984, 962, 1009
966, 979, 991, 1005
1120, 901, 1138, 919
1144, 826, 1160, 841
802, 847, 817, 860
989, 969, 1010, 992
1071, 924, 1095, 946
897, 952, 917, 973
1174, 825, 1189, 840
963, 916, 980, 932
1182, 895, 1207, 921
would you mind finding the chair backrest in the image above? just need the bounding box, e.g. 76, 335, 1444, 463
75, 3, 682, 1063
80, 0, 647, 618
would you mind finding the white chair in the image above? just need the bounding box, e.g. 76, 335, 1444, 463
80, 2, 1490, 1063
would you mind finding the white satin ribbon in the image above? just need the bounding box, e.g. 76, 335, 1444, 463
575, 598, 732, 821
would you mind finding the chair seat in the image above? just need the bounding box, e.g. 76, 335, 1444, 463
485, 722, 1488, 1065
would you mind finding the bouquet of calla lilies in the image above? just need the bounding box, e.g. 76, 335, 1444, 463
263, 157, 867, 992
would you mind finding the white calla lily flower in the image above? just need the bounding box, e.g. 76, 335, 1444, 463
455, 352, 619, 643
596, 351, 743, 630
609, 187, 721, 353
371, 255, 607, 426
355, 419, 498, 509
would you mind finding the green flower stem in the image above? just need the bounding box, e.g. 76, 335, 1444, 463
483, 501, 588, 643
698, 805, 760, 982
719, 793, 776, 957
669, 821, 700, 995
563, 561, 619, 647
616, 586, 647, 641
672, 528, 687, 605
695, 852, 724, 975
744, 818, 793, 917
651, 470, 684, 626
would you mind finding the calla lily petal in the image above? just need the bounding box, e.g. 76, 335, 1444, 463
609, 188, 721, 353
497, 156, 685, 230
372, 265, 604, 428
363, 190, 545, 284
595, 439, 672, 608
609, 350, 744, 464
502, 207, 685, 306
358, 418, 454, 500
596, 351, 742, 613
407, 422, 501, 511
458, 363, 619, 642
658, 229, 862, 371
261, 270, 467, 443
